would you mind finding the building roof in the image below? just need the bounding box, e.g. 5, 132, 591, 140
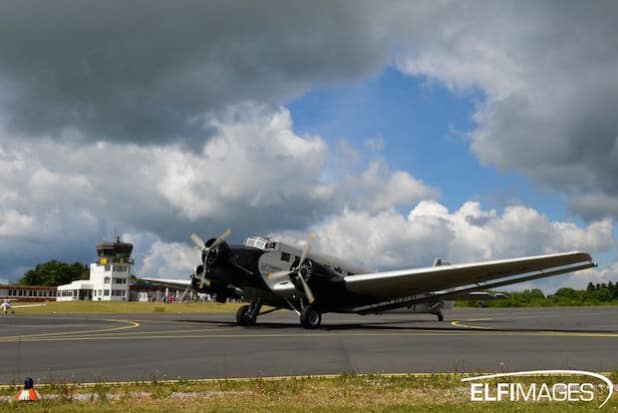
0, 284, 58, 290
57, 280, 93, 290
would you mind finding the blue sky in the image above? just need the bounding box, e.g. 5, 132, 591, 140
287, 67, 618, 272
288, 68, 567, 220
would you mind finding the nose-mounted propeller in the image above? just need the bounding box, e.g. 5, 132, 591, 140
190, 228, 231, 289
268, 233, 316, 304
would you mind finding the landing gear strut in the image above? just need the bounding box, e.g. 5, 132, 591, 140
435, 310, 444, 322
300, 305, 322, 329
236, 300, 262, 326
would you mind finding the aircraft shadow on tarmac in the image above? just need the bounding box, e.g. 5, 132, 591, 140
173, 318, 618, 334
174, 318, 457, 331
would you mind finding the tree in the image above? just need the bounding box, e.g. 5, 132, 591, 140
554, 287, 578, 298
20, 261, 89, 286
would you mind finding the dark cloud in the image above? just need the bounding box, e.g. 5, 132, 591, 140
393, 1, 618, 220
0, 0, 387, 144
1, 1, 618, 281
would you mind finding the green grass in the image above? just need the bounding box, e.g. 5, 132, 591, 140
13, 301, 242, 314
1, 374, 616, 412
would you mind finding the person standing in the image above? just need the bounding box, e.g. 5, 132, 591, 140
1, 299, 10, 315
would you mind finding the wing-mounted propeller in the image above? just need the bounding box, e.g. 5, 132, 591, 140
190, 228, 231, 289
268, 233, 316, 304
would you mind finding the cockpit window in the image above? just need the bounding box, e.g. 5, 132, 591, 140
242, 236, 275, 250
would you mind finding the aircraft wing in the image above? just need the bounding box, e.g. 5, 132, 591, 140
138, 277, 191, 288
448, 291, 508, 300
345, 251, 595, 310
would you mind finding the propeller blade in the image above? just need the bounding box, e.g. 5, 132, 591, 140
199, 275, 210, 289
297, 273, 315, 304
190, 233, 206, 249
194, 245, 202, 256
191, 228, 231, 290
267, 270, 293, 282
209, 228, 232, 251
297, 233, 315, 268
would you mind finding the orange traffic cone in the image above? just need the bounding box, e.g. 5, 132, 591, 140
15, 378, 41, 401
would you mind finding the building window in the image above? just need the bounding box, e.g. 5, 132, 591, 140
104, 277, 111, 284
104, 290, 110, 296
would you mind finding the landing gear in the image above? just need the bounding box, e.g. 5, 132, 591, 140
300, 305, 322, 329
435, 310, 444, 322
236, 300, 261, 326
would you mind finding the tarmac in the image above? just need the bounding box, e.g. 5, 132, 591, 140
0, 306, 617, 384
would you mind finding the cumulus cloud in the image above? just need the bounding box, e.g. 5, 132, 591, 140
394, 1, 618, 220
304, 200, 614, 272
1, 1, 617, 288
135, 237, 196, 278
0, 103, 435, 279
138, 198, 616, 289
262, 200, 614, 292
2, 1, 616, 220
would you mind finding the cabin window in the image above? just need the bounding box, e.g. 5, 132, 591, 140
280, 252, 290, 262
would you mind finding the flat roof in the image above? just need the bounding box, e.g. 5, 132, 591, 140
0, 284, 57, 290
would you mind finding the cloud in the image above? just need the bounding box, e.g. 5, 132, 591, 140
299, 200, 614, 277
1, 1, 617, 289
2, 1, 616, 221
265, 199, 616, 293
553, 261, 618, 292
0, 103, 436, 279
0, 1, 388, 145
137, 199, 616, 289
136, 238, 196, 279
568, 194, 618, 222
394, 1, 618, 220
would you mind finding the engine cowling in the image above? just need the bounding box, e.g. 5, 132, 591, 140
203, 238, 230, 267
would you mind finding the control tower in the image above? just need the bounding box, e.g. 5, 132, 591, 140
90, 237, 134, 301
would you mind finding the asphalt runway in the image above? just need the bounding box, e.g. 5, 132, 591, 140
0, 307, 617, 384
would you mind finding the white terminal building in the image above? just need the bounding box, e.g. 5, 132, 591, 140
57, 238, 133, 301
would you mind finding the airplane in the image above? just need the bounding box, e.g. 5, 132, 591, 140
143, 229, 596, 329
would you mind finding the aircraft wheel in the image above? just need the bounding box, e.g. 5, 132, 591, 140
436, 312, 444, 322
300, 305, 321, 329
236, 305, 249, 326
236, 304, 257, 326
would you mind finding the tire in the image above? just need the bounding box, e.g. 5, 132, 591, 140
236, 305, 249, 326
437, 312, 444, 322
236, 304, 257, 326
300, 305, 322, 329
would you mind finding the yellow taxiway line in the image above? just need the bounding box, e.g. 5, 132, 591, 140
0, 318, 139, 342
2, 328, 618, 343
